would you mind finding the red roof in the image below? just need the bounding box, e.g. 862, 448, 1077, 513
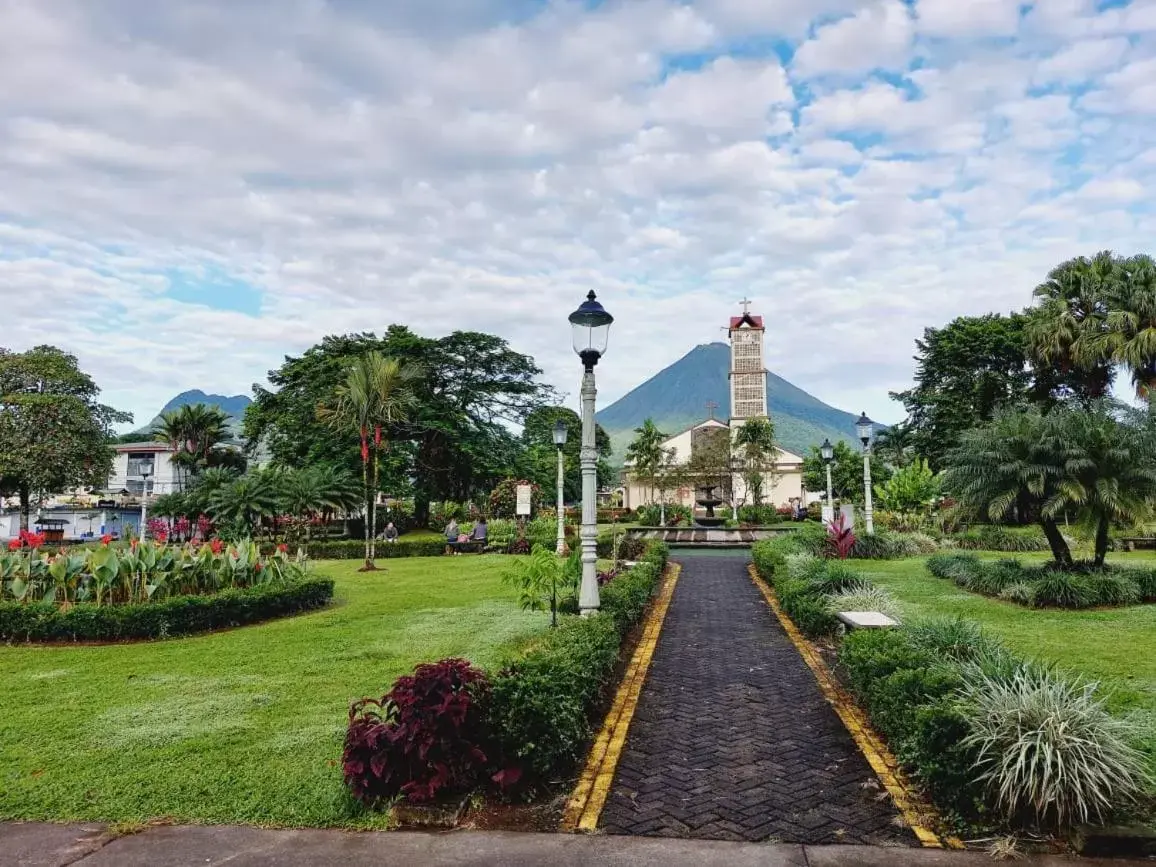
729, 314, 764, 329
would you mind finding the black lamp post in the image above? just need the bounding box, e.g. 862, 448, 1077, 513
569, 291, 613, 614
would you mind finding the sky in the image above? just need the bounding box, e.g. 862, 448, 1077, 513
2, 0, 1155, 430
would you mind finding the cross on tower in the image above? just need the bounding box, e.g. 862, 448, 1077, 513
739, 297, 753, 315
705, 400, 719, 419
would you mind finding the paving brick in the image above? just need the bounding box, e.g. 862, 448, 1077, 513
599, 555, 915, 846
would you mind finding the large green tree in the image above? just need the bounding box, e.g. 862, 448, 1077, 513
801, 440, 890, 504
624, 418, 668, 508
244, 327, 553, 523
0, 346, 131, 529
151, 403, 234, 488
520, 406, 611, 504
891, 314, 1040, 470
1101, 253, 1156, 408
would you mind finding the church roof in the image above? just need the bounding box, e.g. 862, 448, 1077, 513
729, 313, 764, 329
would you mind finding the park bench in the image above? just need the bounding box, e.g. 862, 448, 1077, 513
1119, 537, 1156, 551
836, 611, 899, 631
445, 539, 486, 555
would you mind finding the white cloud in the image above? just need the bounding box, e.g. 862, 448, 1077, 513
0, 0, 1154, 431
916, 0, 1024, 37
793, 1, 914, 77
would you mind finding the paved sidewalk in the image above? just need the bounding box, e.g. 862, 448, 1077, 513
3, 822, 1152, 867
599, 554, 911, 844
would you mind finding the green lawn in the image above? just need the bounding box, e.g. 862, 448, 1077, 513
859, 553, 1156, 766
0, 555, 547, 828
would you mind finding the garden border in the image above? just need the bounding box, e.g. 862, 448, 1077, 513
560, 562, 680, 832
746, 563, 960, 851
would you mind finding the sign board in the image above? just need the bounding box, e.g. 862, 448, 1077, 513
821, 505, 835, 524
515, 484, 532, 517
839, 503, 856, 530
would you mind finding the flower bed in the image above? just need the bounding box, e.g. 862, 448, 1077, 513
342, 541, 670, 807
927, 553, 1156, 609
750, 543, 1153, 836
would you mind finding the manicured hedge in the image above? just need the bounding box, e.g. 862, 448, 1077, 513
927, 553, 1156, 609
0, 578, 335, 642
484, 541, 669, 794
293, 539, 447, 560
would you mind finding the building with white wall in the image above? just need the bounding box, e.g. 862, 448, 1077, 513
106, 442, 184, 496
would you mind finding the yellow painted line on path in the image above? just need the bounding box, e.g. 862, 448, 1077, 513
747, 564, 964, 851
560, 563, 681, 833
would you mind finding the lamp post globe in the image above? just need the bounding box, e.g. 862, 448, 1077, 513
855, 413, 876, 536
553, 419, 568, 555
820, 438, 834, 463
569, 291, 613, 614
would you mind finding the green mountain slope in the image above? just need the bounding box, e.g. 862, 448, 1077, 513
132, 390, 252, 440
596, 343, 860, 459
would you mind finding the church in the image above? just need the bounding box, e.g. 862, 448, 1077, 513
621, 302, 807, 513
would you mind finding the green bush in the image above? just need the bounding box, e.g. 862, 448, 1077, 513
0, 578, 334, 642
303, 539, 446, 560
1131, 568, 1156, 602
485, 541, 668, 793
998, 582, 1036, 606
901, 698, 987, 821
1031, 570, 1099, 609
1090, 573, 1142, 607
952, 525, 1051, 552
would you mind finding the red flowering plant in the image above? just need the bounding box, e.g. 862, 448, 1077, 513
825, 513, 856, 560
6, 538, 20, 552
343, 659, 492, 806
100, 534, 112, 546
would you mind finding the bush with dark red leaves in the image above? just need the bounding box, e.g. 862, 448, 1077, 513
342, 658, 491, 806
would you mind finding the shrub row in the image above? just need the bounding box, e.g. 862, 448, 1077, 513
343, 542, 670, 805
288, 539, 447, 560
949, 525, 1053, 552
0, 577, 335, 642
594, 532, 648, 561
927, 553, 1156, 609
839, 621, 1150, 830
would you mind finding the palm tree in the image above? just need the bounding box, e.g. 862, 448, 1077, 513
1098, 253, 1156, 412
733, 416, 777, 507
152, 403, 232, 487
1025, 252, 1118, 403
874, 422, 916, 469
318, 353, 421, 570
280, 466, 361, 556
943, 409, 1074, 567
625, 419, 668, 523
208, 473, 280, 538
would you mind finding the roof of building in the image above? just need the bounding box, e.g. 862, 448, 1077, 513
113, 441, 173, 452
729, 313, 764, 329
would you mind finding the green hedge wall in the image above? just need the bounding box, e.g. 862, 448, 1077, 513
486, 541, 669, 792
292, 539, 447, 560
0, 578, 335, 643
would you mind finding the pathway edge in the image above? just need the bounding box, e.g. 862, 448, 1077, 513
747, 563, 963, 851
560, 562, 681, 833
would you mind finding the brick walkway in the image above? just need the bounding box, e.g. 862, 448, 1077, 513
599, 554, 915, 845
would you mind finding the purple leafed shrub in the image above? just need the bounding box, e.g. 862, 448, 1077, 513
343, 658, 491, 805
826, 513, 856, 560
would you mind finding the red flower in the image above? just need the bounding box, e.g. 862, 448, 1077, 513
277, 543, 289, 553
255, 561, 264, 572
209, 538, 224, 555
155, 532, 168, 544
7, 539, 20, 552
100, 534, 112, 546
130, 538, 139, 551
23, 532, 46, 550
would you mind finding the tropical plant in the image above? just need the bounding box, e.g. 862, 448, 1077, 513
151, 403, 234, 486
874, 457, 939, 515
318, 352, 421, 570
824, 582, 902, 619
734, 416, 777, 507
625, 419, 669, 522
958, 665, 1150, 829
278, 465, 361, 555
208, 473, 280, 537
1100, 253, 1156, 411
825, 513, 856, 559
502, 545, 577, 627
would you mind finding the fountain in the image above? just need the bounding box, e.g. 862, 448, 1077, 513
695, 484, 725, 528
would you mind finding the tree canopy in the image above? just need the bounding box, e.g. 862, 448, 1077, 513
244, 327, 554, 522
520, 405, 612, 503
0, 346, 130, 528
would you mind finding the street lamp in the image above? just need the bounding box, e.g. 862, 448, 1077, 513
820, 438, 835, 524
553, 419, 568, 555
856, 412, 875, 536
139, 463, 153, 540
569, 290, 613, 615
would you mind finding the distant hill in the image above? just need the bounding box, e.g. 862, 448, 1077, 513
596, 343, 861, 460
132, 390, 252, 440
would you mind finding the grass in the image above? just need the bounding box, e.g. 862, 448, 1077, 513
0, 555, 549, 828
859, 552, 1156, 775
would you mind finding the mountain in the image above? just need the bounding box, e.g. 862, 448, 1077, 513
596, 342, 861, 460
133, 390, 252, 439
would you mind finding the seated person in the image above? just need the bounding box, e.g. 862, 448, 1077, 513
382, 522, 399, 543
444, 519, 459, 554
471, 517, 488, 545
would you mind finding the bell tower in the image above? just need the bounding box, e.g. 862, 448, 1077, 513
728, 298, 767, 427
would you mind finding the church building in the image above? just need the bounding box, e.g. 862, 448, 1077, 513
622, 302, 807, 513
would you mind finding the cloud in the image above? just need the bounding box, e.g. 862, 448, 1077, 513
0, 0, 1154, 432
793, 1, 914, 77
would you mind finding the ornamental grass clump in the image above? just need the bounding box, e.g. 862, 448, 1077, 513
825, 582, 902, 619
958, 665, 1151, 829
